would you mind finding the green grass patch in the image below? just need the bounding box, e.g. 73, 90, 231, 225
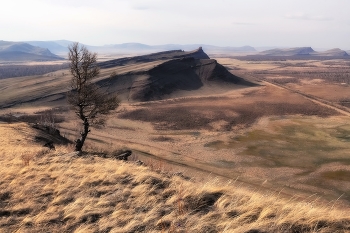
205, 118, 350, 170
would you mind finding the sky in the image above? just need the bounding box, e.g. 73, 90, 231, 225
1, 0, 349, 49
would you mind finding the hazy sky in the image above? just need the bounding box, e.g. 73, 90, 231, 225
1, 0, 349, 49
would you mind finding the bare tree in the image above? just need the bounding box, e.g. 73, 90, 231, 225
67, 42, 119, 152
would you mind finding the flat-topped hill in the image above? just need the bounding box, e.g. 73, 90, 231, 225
260, 47, 315, 56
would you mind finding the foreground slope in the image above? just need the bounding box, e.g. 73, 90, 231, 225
0, 122, 349, 232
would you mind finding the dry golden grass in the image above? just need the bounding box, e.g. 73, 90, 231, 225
1, 122, 350, 232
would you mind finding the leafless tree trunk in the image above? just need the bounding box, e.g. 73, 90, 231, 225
67, 42, 119, 152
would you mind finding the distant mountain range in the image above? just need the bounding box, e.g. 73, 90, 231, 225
23, 41, 350, 58
0, 41, 64, 61
23, 40, 256, 55
259, 47, 348, 57
1, 39, 349, 62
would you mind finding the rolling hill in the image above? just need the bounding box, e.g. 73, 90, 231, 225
1, 123, 349, 232
24, 40, 68, 55
104, 58, 253, 101
0, 41, 63, 61
0, 47, 254, 108
317, 48, 349, 56
98, 47, 255, 101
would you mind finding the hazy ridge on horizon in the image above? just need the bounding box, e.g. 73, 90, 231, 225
1, 39, 349, 62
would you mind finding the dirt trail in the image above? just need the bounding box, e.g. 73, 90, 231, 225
263, 80, 350, 117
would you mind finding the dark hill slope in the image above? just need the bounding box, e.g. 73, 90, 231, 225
100, 56, 254, 102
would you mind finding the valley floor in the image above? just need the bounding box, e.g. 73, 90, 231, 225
54, 82, 350, 207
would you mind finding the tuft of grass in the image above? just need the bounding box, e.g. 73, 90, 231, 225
20, 153, 35, 166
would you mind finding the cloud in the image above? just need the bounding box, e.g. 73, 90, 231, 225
132, 5, 150, 10
128, 0, 160, 11
285, 12, 333, 21
232, 22, 256, 26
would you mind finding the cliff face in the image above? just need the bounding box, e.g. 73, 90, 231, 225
99, 49, 255, 102
130, 57, 250, 101
183, 47, 210, 59
94, 47, 256, 102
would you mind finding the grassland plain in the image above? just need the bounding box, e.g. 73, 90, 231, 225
1, 55, 350, 232
4, 76, 349, 205
1, 122, 350, 232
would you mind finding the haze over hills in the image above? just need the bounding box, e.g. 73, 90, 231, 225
259, 47, 349, 57
0, 41, 64, 61
23, 40, 256, 55
317, 48, 349, 56
260, 47, 316, 56
8, 39, 350, 58
24, 40, 68, 55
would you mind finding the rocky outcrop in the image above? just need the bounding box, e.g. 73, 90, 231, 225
127, 57, 254, 101
97, 48, 255, 102
32, 124, 71, 148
